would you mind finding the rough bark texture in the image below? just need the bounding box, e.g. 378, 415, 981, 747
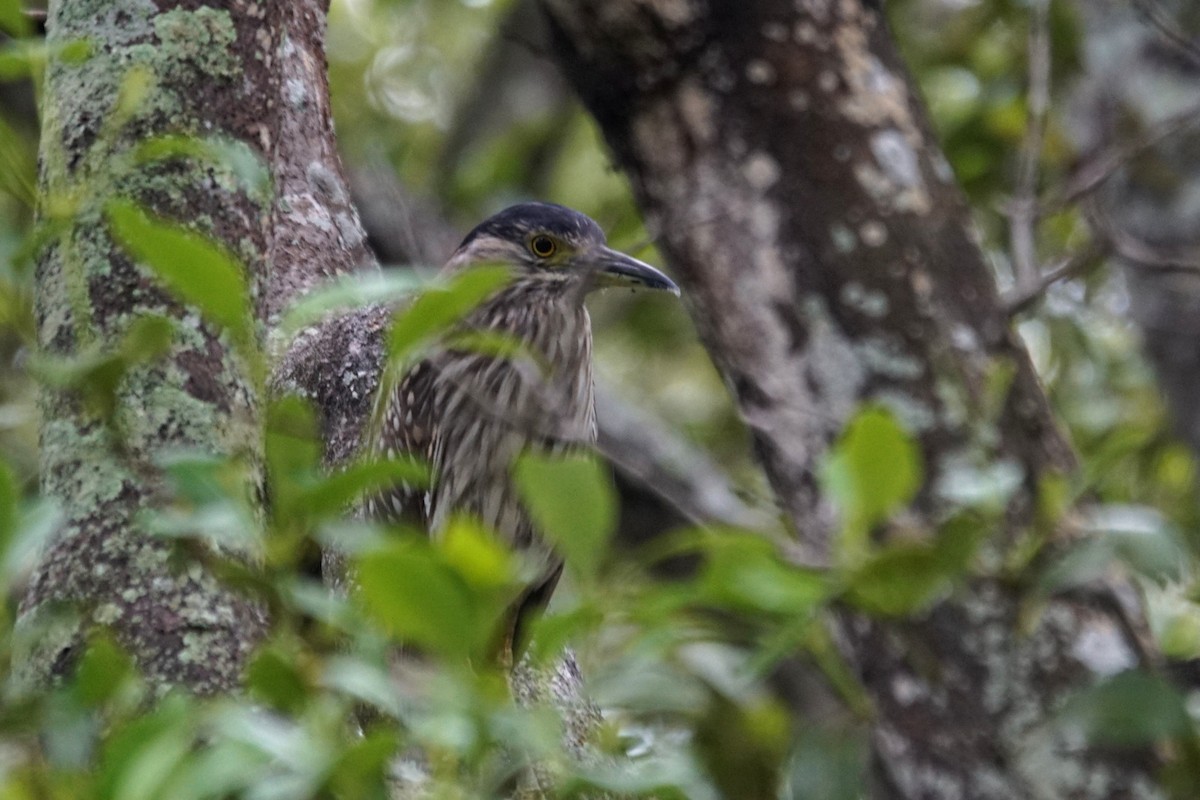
20, 0, 282, 693
544, 0, 1074, 561
267, 3, 375, 325
266, 1, 386, 470
542, 0, 1163, 796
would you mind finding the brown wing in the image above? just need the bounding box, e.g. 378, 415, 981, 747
368, 359, 439, 529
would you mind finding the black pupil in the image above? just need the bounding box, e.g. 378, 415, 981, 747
534, 237, 553, 256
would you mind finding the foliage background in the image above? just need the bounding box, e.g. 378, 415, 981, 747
2, 0, 1200, 797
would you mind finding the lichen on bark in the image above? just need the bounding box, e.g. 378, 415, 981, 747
19, 0, 284, 694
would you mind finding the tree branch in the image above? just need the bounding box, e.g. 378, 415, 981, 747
1009, 0, 1052, 297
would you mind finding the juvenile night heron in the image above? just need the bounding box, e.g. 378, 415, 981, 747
370, 202, 678, 655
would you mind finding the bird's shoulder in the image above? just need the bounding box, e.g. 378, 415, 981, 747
371, 359, 440, 527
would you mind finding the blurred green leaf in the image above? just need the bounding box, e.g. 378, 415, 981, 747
156, 741, 266, 800
697, 532, 829, 618
821, 405, 923, 562
525, 605, 605, 664
106, 199, 252, 345
74, 636, 136, 709
786, 727, 867, 800
329, 729, 399, 800
297, 457, 428, 519
247, 644, 310, 714
1055, 671, 1192, 747
276, 269, 425, 338
694, 694, 790, 800
27, 314, 173, 420
0, 0, 29, 37
1038, 505, 1186, 592
267, 396, 428, 529
133, 135, 271, 200
356, 541, 479, 658
438, 516, 517, 591
387, 265, 509, 362
98, 696, 193, 800
444, 328, 540, 367
0, 459, 15, 553
845, 515, 981, 616
265, 396, 322, 512
514, 452, 616, 579
0, 38, 91, 78
320, 655, 403, 718
3, 495, 61, 582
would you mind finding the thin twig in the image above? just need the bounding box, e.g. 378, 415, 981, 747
1131, 0, 1200, 70
1002, 240, 1110, 316
1009, 0, 1052, 296
1085, 197, 1200, 273
1043, 101, 1200, 216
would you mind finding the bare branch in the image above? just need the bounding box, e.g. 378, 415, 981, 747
1132, 0, 1200, 70
1045, 101, 1200, 215
1086, 199, 1200, 273
1002, 239, 1110, 316
1009, 0, 1052, 295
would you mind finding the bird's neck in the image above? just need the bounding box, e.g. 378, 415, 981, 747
470, 279, 595, 425
472, 280, 591, 357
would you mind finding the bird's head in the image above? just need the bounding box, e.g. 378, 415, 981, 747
446, 202, 679, 298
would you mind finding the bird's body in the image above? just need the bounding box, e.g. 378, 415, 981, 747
369, 203, 678, 654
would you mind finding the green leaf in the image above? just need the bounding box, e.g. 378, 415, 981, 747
444, 328, 541, 367
4, 497, 61, 582
525, 605, 605, 664
121, 314, 174, 361
438, 516, 517, 591
294, 457, 429, 520
74, 636, 136, 708
1038, 505, 1186, 592
276, 270, 425, 339
846, 546, 949, 616
133, 135, 270, 200
98, 696, 194, 800
0, 38, 90, 78
329, 729, 400, 799
786, 727, 868, 800
0, 0, 30, 37
514, 452, 616, 579
1090, 505, 1185, 583
821, 405, 923, 563
264, 397, 323, 522
266, 396, 428, 525
0, 460, 15, 556
1055, 671, 1192, 747
247, 645, 310, 714
27, 316, 172, 421
697, 532, 830, 617
845, 516, 981, 616
106, 199, 252, 344
387, 265, 510, 363
356, 541, 479, 658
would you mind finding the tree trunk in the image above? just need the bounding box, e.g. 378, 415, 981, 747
542, 0, 1162, 796
19, 0, 287, 693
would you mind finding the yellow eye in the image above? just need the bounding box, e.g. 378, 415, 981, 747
530, 235, 557, 258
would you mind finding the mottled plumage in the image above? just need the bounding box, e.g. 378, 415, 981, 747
368, 202, 678, 654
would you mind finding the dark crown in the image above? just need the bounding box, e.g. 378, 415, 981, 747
458, 202, 606, 249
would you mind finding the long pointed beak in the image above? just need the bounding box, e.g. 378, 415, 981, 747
591, 247, 680, 295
